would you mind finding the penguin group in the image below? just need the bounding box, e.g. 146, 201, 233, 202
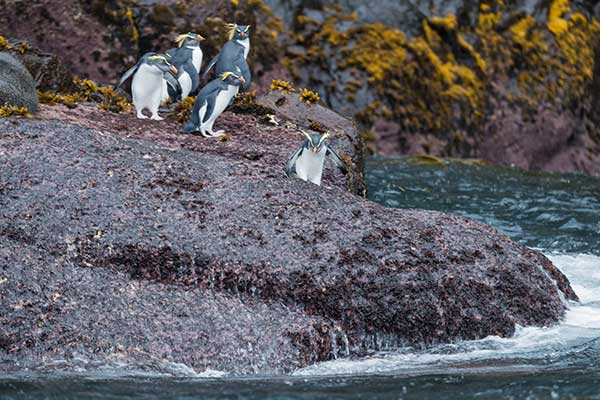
115, 22, 346, 185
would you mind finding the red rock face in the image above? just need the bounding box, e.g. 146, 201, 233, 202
478, 102, 600, 176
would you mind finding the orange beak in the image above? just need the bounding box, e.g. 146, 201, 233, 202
239, 75, 246, 84
313, 147, 318, 154
170, 66, 178, 74
196, 35, 205, 41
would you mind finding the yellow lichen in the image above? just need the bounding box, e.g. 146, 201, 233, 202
39, 78, 131, 113
285, 1, 600, 145
299, 88, 320, 105
0, 35, 12, 49
172, 96, 196, 123
0, 103, 31, 118
17, 42, 30, 54
125, 7, 139, 44
270, 79, 296, 93
548, 0, 570, 36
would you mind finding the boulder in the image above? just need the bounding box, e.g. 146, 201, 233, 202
0, 104, 577, 375
0, 53, 38, 111
257, 90, 367, 196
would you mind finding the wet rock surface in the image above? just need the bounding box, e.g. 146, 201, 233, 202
0, 104, 577, 375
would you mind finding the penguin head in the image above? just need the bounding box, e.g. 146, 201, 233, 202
301, 131, 330, 154
220, 71, 246, 86
176, 32, 205, 48
227, 23, 250, 40
148, 55, 178, 75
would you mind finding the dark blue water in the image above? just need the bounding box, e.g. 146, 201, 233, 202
2, 157, 600, 399
366, 157, 600, 255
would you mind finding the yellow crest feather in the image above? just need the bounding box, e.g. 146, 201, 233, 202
148, 55, 167, 62
300, 130, 312, 141
226, 23, 238, 40
175, 34, 188, 48
220, 71, 235, 80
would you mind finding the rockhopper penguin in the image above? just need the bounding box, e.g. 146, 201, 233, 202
182, 71, 246, 137
164, 32, 205, 100
285, 131, 347, 186
203, 24, 251, 90
115, 53, 180, 120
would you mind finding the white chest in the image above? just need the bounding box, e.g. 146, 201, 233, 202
215, 85, 239, 110
236, 39, 250, 59
133, 64, 162, 91
296, 148, 327, 185
179, 72, 192, 98
188, 46, 203, 72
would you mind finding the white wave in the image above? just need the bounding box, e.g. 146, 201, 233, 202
547, 253, 600, 304
295, 253, 600, 377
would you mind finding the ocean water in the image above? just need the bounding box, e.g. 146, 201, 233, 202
1, 157, 599, 399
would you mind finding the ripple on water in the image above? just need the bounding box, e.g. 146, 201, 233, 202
366, 157, 600, 255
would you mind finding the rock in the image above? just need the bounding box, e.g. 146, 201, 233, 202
478, 102, 600, 175
276, 0, 600, 176
257, 90, 366, 195
0, 104, 577, 375
1, 37, 77, 93
0, 53, 38, 112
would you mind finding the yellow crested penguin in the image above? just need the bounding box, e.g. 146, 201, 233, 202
285, 131, 347, 186
202, 24, 251, 90
182, 71, 245, 137
115, 54, 180, 120
164, 32, 205, 100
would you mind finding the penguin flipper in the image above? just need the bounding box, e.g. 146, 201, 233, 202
237, 58, 252, 90
189, 64, 200, 93
114, 63, 140, 90
285, 147, 303, 177
164, 71, 183, 101
326, 146, 348, 174
202, 92, 219, 124
202, 53, 220, 79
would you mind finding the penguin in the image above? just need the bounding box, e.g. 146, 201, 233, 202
164, 32, 205, 100
202, 24, 251, 90
285, 131, 347, 186
115, 53, 180, 120
182, 71, 246, 137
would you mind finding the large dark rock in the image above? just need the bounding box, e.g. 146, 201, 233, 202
0, 104, 576, 375
257, 90, 366, 196
0, 53, 38, 111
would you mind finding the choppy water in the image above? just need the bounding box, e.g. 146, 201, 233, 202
2, 158, 600, 399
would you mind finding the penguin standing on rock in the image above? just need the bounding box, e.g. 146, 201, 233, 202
285, 131, 347, 186
164, 32, 205, 100
203, 24, 251, 90
115, 54, 180, 120
182, 71, 246, 137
